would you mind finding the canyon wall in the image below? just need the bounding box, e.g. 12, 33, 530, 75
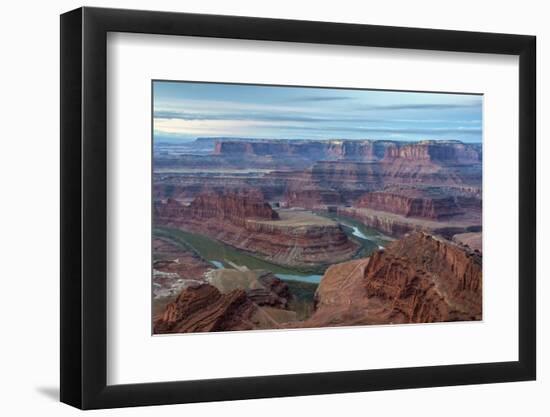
213, 139, 482, 164
337, 206, 480, 238
154, 232, 483, 333
355, 191, 464, 220
154, 139, 482, 207
305, 232, 482, 327
155, 192, 359, 269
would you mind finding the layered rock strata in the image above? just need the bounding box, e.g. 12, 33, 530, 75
205, 269, 291, 309
153, 280, 297, 334
303, 232, 482, 328
355, 190, 464, 220
213, 139, 481, 164
337, 206, 481, 239
155, 192, 359, 268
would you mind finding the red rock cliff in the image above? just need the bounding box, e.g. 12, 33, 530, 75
356, 190, 464, 220
154, 284, 269, 333
155, 192, 359, 269
304, 232, 482, 327
188, 191, 279, 224
213, 139, 481, 165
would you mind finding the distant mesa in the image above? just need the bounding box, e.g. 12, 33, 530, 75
153, 136, 483, 332
213, 138, 481, 164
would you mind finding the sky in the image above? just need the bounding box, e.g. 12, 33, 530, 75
153, 81, 482, 143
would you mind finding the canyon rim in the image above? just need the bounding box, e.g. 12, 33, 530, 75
152, 81, 483, 334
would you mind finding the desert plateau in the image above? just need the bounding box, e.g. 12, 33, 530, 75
152, 81, 483, 333
153, 137, 482, 333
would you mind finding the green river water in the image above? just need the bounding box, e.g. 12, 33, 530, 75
153, 213, 392, 285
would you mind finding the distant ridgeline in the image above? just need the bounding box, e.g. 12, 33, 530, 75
203, 137, 482, 164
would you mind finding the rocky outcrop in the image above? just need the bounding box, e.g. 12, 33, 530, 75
337, 206, 481, 239
355, 190, 464, 220
154, 139, 482, 206
155, 193, 359, 269
153, 284, 260, 333
153, 283, 297, 333
303, 232, 482, 328
158, 190, 278, 226
205, 269, 291, 309
214, 140, 329, 160
382, 140, 481, 164
284, 187, 343, 209
308, 159, 482, 190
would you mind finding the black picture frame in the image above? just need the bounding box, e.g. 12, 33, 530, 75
60, 6, 536, 410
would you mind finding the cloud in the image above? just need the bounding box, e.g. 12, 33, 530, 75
279, 124, 482, 136
361, 102, 481, 111
154, 109, 363, 124
154, 109, 480, 127
153, 118, 280, 136
288, 95, 354, 103
154, 116, 481, 138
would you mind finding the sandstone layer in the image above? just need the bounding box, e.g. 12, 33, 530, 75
213, 139, 481, 164
205, 268, 292, 309
337, 206, 480, 239
155, 192, 359, 269
154, 139, 482, 207
303, 232, 482, 328
153, 284, 285, 333
355, 189, 465, 220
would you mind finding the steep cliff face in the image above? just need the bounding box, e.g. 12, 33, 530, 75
155, 193, 359, 268
356, 191, 464, 220
187, 190, 279, 224
155, 191, 278, 225
304, 232, 482, 328
337, 206, 480, 238
214, 140, 329, 159
308, 159, 481, 192
212, 139, 482, 165
383, 140, 481, 164
154, 139, 482, 205
284, 187, 343, 209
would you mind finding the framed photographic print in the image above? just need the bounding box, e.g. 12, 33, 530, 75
60, 6, 536, 409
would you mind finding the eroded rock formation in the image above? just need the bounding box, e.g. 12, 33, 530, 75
153, 282, 298, 334
154, 139, 482, 210
355, 189, 464, 220
304, 232, 482, 328
155, 192, 359, 268
213, 139, 481, 165
205, 269, 291, 309
154, 284, 261, 333
337, 206, 480, 239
